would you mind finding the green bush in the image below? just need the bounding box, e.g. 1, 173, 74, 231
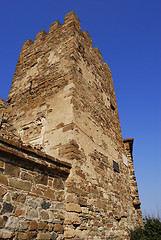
130, 216, 161, 240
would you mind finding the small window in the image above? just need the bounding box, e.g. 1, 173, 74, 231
113, 161, 120, 173
111, 103, 115, 111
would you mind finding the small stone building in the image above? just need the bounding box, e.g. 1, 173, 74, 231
0, 11, 142, 240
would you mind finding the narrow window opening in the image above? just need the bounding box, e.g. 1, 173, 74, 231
111, 103, 115, 111
113, 161, 120, 173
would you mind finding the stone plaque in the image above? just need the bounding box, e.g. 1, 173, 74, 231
122, 154, 128, 166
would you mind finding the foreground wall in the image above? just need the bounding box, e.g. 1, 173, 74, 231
0, 11, 142, 239
0, 137, 71, 239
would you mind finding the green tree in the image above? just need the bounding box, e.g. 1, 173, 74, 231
130, 216, 161, 240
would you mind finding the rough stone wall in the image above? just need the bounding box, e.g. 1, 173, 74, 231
0, 98, 6, 129
0, 137, 71, 239
0, 11, 142, 239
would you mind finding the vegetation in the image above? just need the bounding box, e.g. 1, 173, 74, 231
130, 216, 161, 240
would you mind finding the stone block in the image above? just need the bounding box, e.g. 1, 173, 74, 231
66, 203, 81, 213
78, 196, 87, 206
50, 232, 57, 240
5, 162, 20, 177
54, 202, 64, 210
53, 178, 64, 189
28, 231, 37, 238
64, 229, 75, 238
3, 193, 11, 202
66, 193, 77, 203
20, 221, 28, 230
64, 212, 80, 225
0, 186, 7, 198
0, 230, 13, 239
5, 216, 19, 229
0, 216, 4, 228
44, 189, 55, 199
21, 171, 33, 181
3, 202, 14, 213
38, 221, 47, 230
54, 223, 64, 233
17, 232, 28, 240
28, 199, 38, 208
35, 174, 48, 185
15, 207, 25, 216
41, 200, 51, 209
29, 221, 37, 230
0, 160, 4, 168
76, 170, 86, 179
37, 232, 51, 240
0, 174, 8, 185
55, 191, 64, 201
40, 210, 49, 220
9, 178, 32, 191
27, 209, 38, 220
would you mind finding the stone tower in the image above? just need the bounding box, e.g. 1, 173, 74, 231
0, 11, 142, 239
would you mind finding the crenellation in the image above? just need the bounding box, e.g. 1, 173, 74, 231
49, 20, 62, 33
35, 29, 47, 41
64, 10, 81, 29
94, 47, 103, 62
83, 31, 93, 47
21, 39, 33, 51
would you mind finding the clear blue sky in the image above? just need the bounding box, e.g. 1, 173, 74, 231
0, 0, 160, 217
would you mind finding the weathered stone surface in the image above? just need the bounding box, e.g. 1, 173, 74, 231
53, 178, 64, 190
15, 207, 25, 216
66, 203, 81, 213
27, 231, 37, 238
40, 210, 49, 220
17, 232, 28, 240
21, 171, 33, 181
5, 162, 20, 177
5, 216, 19, 229
78, 196, 87, 206
9, 178, 32, 191
64, 229, 75, 238
38, 221, 47, 230
0, 174, 8, 185
3, 193, 11, 202
28, 199, 38, 208
41, 200, 51, 209
27, 209, 38, 220
0, 160, 4, 168
37, 232, 51, 240
29, 221, 38, 230
20, 221, 28, 230
64, 212, 81, 225
3, 202, 14, 213
54, 223, 64, 233
35, 174, 48, 185
0, 230, 13, 239
44, 189, 55, 199
50, 232, 57, 240
0, 217, 4, 228
0, 186, 7, 198
54, 202, 64, 210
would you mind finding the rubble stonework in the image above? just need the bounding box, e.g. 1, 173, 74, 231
0, 11, 142, 239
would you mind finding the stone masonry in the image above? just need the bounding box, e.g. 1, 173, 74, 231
0, 11, 142, 239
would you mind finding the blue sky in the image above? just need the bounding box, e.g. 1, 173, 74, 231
0, 0, 160, 217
